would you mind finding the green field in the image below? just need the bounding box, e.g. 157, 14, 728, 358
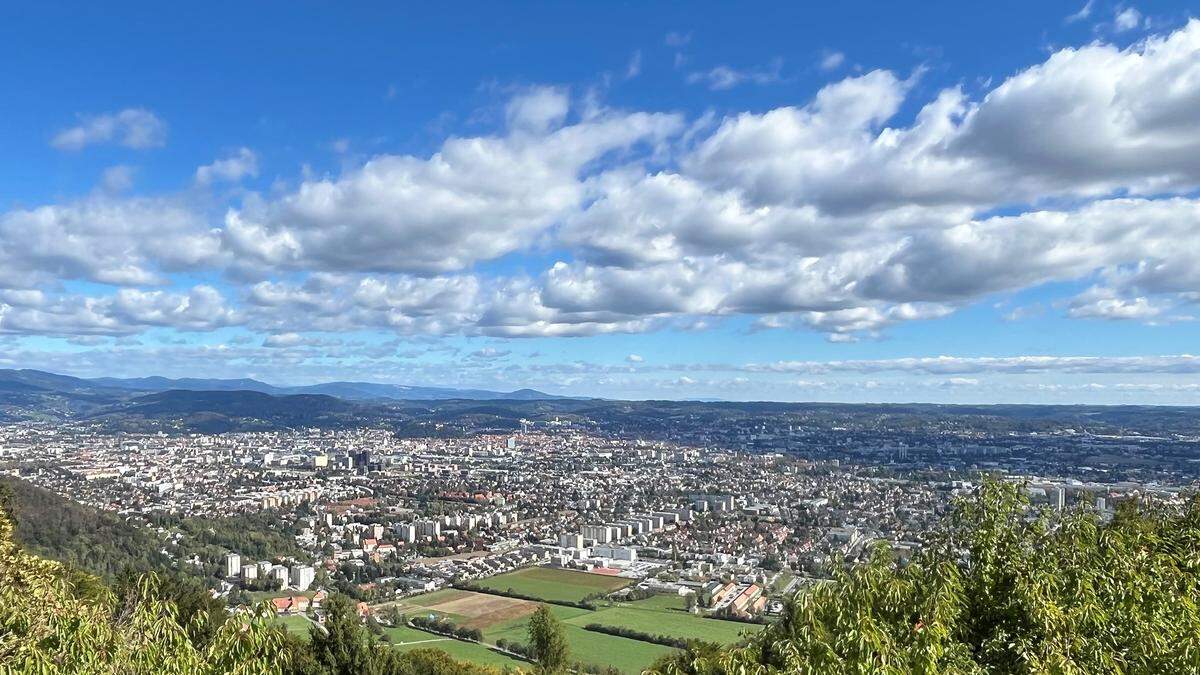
273, 614, 316, 639
384, 589, 474, 623
483, 605, 673, 673
384, 624, 441, 644
375, 584, 757, 673
385, 626, 528, 668
584, 597, 757, 645
770, 570, 796, 594
473, 567, 632, 603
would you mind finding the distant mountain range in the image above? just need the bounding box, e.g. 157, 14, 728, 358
4, 367, 1199, 437
1, 369, 566, 401
0, 368, 574, 431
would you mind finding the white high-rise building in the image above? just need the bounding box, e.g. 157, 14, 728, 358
417, 520, 441, 538
290, 564, 316, 591
270, 565, 289, 588
559, 533, 584, 549
582, 524, 612, 544
224, 552, 241, 577
592, 545, 637, 563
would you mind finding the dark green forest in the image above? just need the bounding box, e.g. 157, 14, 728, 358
0, 477, 304, 582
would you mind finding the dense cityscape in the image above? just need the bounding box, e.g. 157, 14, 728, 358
4, 397, 1198, 671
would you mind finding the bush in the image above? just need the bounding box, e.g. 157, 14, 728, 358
583, 623, 690, 649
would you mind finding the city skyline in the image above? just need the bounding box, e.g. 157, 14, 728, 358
3, 2, 1200, 403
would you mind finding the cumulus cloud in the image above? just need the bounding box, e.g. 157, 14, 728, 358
0, 196, 220, 289
0, 285, 237, 336
469, 347, 511, 359
11, 23, 1200, 347
1114, 6, 1142, 32
51, 108, 167, 151
1064, 286, 1168, 321
223, 91, 683, 275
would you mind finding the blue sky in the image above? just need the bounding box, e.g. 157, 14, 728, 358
2, 1, 1200, 403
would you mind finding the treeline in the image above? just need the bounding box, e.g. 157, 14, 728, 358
583, 623, 691, 649
409, 614, 485, 642
453, 581, 598, 610
705, 611, 767, 625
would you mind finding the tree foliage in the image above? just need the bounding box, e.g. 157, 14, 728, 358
0, 503, 504, 674
0, 503, 289, 673
649, 479, 1200, 675
527, 605, 570, 674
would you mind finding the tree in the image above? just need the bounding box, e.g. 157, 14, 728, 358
307, 594, 383, 675
650, 479, 1200, 674
527, 604, 570, 673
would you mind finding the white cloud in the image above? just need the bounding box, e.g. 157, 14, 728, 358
224, 90, 683, 276
51, 108, 167, 151
1065, 286, 1167, 321
626, 50, 642, 79
0, 196, 219, 289
1066, 0, 1094, 23
626, 354, 644, 363
819, 51, 845, 71
0, 285, 237, 336
470, 347, 511, 359
11, 22, 1200, 347
686, 59, 783, 90
1114, 6, 1141, 32
195, 148, 259, 185
505, 86, 571, 133
740, 354, 1200, 375
941, 377, 980, 387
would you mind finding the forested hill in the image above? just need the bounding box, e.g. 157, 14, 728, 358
0, 477, 169, 579
0, 477, 305, 582
0, 500, 503, 674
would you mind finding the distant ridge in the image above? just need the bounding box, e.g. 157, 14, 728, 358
6, 369, 568, 401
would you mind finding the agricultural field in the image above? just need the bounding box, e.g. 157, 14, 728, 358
377, 582, 759, 673
384, 588, 542, 630
472, 566, 632, 603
